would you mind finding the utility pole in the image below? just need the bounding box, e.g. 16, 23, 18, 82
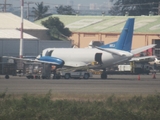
4, 0, 6, 12
0, 0, 11, 12
24, 1, 34, 20
158, 2, 160, 15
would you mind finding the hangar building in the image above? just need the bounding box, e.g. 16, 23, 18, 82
0, 13, 72, 57
35, 15, 160, 58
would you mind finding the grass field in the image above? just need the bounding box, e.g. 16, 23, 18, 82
0, 91, 160, 120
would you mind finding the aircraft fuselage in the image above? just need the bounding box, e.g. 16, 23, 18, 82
40, 48, 133, 68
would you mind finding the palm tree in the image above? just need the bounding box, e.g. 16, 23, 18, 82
32, 2, 50, 21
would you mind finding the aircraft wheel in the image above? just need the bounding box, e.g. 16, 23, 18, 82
83, 73, 89, 79
5, 75, 9, 79
64, 73, 70, 79
101, 73, 107, 79
26, 76, 30, 79
56, 74, 61, 79
42, 76, 46, 79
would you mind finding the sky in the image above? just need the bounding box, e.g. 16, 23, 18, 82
0, 0, 114, 7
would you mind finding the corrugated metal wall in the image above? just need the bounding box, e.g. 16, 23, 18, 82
0, 39, 72, 57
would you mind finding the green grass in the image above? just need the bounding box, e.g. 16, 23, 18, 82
0, 91, 160, 120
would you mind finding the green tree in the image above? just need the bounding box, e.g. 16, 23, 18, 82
32, 2, 50, 21
109, 0, 160, 16
41, 17, 72, 40
56, 5, 76, 15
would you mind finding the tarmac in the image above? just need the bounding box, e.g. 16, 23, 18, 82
0, 74, 160, 96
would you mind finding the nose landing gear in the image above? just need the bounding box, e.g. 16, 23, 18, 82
101, 68, 107, 79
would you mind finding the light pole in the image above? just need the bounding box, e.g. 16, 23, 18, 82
24, 1, 34, 20
19, 0, 24, 58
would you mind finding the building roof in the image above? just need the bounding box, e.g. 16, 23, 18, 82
0, 29, 38, 39
35, 15, 160, 34
0, 13, 47, 30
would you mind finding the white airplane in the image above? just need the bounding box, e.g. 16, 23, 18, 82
3, 18, 156, 79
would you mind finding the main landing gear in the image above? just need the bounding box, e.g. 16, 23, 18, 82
101, 68, 107, 79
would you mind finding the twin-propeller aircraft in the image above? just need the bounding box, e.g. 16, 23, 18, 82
3, 18, 156, 79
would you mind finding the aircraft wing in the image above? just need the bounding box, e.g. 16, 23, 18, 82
2, 56, 64, 66
131, 44, 156, 55
129, 56, 156, 62
3, 56, 35, 61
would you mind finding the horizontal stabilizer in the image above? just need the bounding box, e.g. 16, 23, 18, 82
129, 56, 156, 62
131, 44, 156, 55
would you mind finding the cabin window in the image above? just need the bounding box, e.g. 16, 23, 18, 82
45, 50, 53, 56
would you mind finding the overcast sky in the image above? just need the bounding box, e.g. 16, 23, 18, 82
0, 0, 113, 7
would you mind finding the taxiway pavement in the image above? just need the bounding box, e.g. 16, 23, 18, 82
0, 74, 160, 95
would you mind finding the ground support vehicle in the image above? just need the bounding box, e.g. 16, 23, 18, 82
105, 61, 153, 75
23, 62, 42, 79
0, 63, 17, 79
0, 57, 17, 79
24, 63, 93, 79
41, 64, 52, 79
57, 69, 92, 79
23, 62, 53, 79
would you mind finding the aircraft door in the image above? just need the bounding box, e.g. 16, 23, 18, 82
95, 53, 102, 64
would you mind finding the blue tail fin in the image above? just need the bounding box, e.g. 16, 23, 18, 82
100, 18, 134, 52
116, 18, 134, 51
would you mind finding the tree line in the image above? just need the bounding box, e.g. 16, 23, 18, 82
109, 0, 160, 16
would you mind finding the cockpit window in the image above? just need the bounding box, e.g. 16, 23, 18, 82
45, 50, 53, 56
